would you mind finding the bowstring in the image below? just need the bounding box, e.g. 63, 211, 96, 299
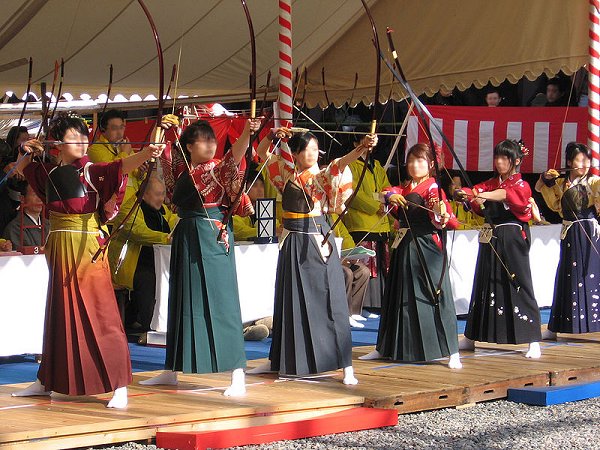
402, 87, 521, 285
552, 77, 576, 169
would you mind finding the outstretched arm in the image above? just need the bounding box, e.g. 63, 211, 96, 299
336, 134, 378, 172
230, 118, 262, 165
256, 127, 293, 162
120, 144, 164, 175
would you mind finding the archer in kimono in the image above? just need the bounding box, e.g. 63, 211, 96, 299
535, 142, 600, 338
455, 139, 542, 358
249, 127, 376, 384
360, 143, 462, 368
139, 118, 260, 397
12, 112, 164, 408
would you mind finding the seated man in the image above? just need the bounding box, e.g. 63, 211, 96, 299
330, 213, 371, 329
0, 238, 12, 252
108, 176, 177, 330
2, 183, 48, 250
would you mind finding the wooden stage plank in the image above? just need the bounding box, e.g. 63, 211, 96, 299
353, 354, 549, 405
0, 374, 365, 446
2, 333, 600, 449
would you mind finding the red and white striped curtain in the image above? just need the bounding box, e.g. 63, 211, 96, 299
406, 106, 588, 173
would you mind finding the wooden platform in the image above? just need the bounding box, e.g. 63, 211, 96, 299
2, 333, 600, 449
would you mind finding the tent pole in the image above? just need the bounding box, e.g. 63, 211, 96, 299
278, 0, 293, 128
588, 0, 600, 174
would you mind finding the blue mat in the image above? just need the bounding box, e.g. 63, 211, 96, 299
508, 381, 600, 406
0, 309, 550, 385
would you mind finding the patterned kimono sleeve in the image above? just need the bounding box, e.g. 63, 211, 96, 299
381, 185, 404, 220
504, 177, 533, 222
160, 142, 188, 204
425, 182, 459, 230
213, 151, 254, 216
266, 154, 293, 195
85, 160, 128, 223
213, 151, 239, 200
463, 178, 496, 217
315, 160, 353, 214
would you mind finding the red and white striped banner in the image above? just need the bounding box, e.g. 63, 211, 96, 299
406, 106, 588, 173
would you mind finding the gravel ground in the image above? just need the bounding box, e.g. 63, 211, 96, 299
90, 397, 600, 450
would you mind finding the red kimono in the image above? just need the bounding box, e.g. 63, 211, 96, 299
461, 173, 541, 344
464, 173, 533, 223
376, 177, 460, 361
23, 156, 132, 395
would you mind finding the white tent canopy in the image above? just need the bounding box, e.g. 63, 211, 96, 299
0, 0, 589, 109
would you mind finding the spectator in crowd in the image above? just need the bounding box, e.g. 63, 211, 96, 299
87, 109, 131, 162
485, 88, 502, 107
425, 87, 464, 106
574, 69, 589, 107
2, 183, 48, 250
0, 126, 29, 169
1, 125, 29, 170
343, 258, 371, 327
87, 109, 143, 201
0, 126, 29, 234
107, 176, 177, 330
545, 78, 568, 107
0, 238, 11, 252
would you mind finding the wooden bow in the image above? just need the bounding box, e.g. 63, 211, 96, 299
382, 28, 519, 295
92, 0, 165, 263
322, 0, 380, 246
217, 0, 258, 245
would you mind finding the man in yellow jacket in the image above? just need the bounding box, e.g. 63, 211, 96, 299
343, 135, 392, 310
87, 109, 145, 201
108, 176, 177, 330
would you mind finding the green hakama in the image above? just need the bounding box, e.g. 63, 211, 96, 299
164, 207, 246, 374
